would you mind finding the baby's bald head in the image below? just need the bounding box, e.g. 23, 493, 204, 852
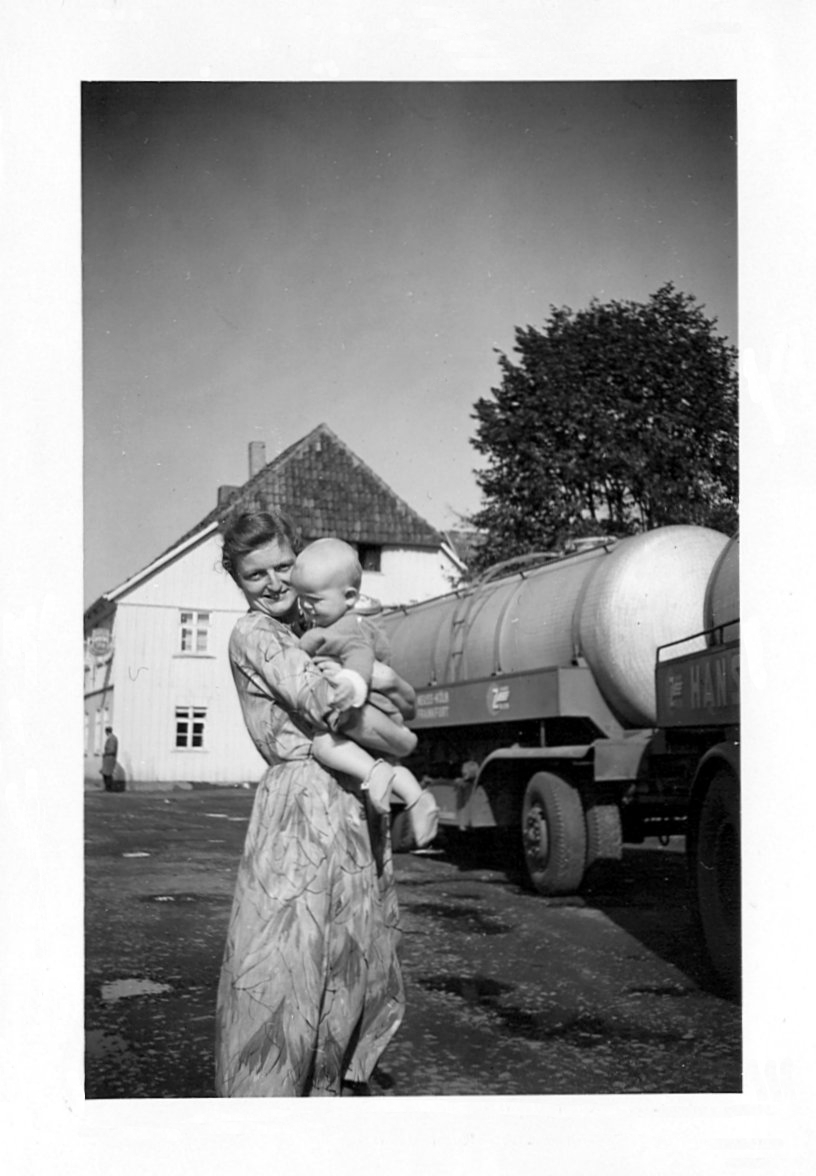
290, 539, 363, 627
292, 538, 362, 592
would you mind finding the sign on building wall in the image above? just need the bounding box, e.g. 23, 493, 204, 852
89, 628, 113, 659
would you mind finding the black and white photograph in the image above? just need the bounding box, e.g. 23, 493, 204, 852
4, 3, 815, 1174
81, 77, 741, 1101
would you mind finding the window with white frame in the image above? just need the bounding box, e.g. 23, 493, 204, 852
179, 610, 210, 653
175, 706, 207, 749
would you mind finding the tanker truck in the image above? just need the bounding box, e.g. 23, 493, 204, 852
380, 525, 740, 991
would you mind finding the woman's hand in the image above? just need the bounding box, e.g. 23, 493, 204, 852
370, 662, 417, 721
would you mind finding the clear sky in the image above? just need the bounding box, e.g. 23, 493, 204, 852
83, 80, 737, 606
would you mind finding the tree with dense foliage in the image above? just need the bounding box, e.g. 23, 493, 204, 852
468, 283, 738, 573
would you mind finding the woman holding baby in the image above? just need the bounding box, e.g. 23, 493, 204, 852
214, 504, 436, 1097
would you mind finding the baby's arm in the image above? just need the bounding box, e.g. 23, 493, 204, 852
300, 619, 377, 684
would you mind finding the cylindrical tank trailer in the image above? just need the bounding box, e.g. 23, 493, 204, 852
380, 525, 740, 993
382, 525, 730, 728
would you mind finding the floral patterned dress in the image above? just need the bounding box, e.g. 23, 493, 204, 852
215, 611, 405, 1097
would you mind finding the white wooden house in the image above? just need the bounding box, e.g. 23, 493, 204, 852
84, 424, 466, 787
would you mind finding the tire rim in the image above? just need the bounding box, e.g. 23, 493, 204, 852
523, 804, 549, 869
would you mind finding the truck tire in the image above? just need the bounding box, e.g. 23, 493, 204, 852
695, 769, 740, 994
521, 772, 587, 895
585, 803, 623, 869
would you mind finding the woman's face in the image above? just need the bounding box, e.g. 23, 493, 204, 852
233, 539, 299, 620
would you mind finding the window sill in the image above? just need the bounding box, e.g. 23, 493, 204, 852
172, 748, 209, 753
172, 653, 216, 660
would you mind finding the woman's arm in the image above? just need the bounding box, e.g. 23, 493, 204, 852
369, 661, 417, 721
232, 615, 366, 733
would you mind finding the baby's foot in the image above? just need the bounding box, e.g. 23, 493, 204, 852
361, 760, 394, 815
406, 790, 440, 848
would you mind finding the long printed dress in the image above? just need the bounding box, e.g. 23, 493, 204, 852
215, 611, 405, 1097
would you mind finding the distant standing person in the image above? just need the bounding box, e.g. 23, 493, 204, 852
101, 727, 118, 792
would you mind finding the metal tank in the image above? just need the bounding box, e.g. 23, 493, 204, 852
703, 534, 739, 640
576, 526, 729, 725
381, 525, 730, 729
383, 543, 612, 687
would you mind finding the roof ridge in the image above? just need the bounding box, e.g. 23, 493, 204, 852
313, 424, 437, 536
240, 422, 335, 491
90, 424, 442, 610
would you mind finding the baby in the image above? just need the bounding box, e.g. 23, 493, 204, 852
291, 538, 439, 848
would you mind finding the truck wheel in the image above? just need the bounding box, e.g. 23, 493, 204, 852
585, 803, 622, 869
695, 769, 740, 994
521, 772, 587, 895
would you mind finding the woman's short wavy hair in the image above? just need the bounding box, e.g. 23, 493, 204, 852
219, 500, 303, 581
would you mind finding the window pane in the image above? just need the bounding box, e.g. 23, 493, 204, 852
175, 707, 205, 749
358, 545, 381, 572
181, 612, 192, 624
195, 629, 208, 652
175, 707, 189, 748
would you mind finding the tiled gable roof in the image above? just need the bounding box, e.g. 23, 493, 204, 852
175, 423, 442, 551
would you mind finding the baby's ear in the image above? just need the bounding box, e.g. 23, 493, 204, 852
344, 586, 360, 607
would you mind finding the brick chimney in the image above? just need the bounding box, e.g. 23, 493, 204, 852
248, 441, 267, 479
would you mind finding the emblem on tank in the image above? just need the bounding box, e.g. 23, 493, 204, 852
487, 683, 511, 713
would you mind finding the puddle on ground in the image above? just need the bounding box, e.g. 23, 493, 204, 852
405, 902, 513, 935
417, 973, 696, 1048
627, 983, 693, 998
419, 974, 515, 1001
85, 1029, 130, 1058
122, 851, 151, 858
138, 892, 231, 906
100, 978, 173, 1002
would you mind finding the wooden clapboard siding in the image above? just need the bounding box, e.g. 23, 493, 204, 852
368, 546, 460, 607
107, 539, 264, 784
123, 533, 245, 610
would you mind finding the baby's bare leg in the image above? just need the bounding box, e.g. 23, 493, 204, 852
311, 732, 376, 782
340, 704, 418, 758
312, 732, 396, 813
